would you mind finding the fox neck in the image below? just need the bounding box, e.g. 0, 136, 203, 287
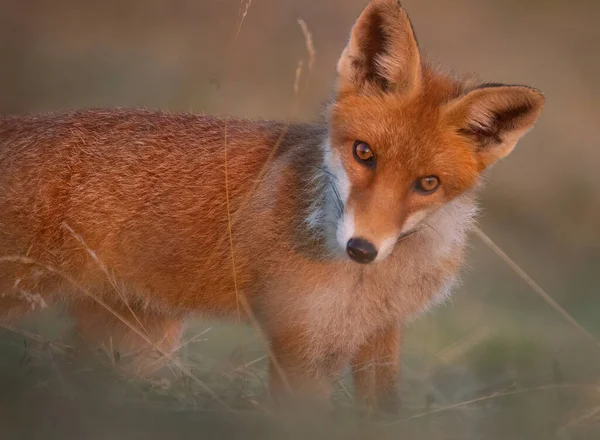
294, 139, 348, 260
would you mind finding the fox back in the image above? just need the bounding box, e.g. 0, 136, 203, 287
0, 0, 544, 409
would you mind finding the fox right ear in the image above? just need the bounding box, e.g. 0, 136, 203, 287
443, 85, 545, 169
336, 0, 421, 96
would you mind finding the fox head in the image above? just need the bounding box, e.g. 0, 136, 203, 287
324, 0, 545, 264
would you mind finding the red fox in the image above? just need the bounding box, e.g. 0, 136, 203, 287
0, 0, 543, 411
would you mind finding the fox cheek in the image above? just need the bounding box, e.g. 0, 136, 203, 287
401, 210, 430, 234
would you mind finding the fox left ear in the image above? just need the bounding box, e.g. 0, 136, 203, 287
336, 0, 421, 96
443, 85, 545, 168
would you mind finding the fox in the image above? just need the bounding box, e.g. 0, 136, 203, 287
0, 0, 544, 412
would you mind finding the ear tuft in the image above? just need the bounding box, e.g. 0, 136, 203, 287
444, 85, 545, 168
337, 0, 421, 96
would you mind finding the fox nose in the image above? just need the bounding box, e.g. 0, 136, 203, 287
346, 238, 378, 264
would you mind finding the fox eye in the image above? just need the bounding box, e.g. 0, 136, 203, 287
415, 176, 440, 194
353, 141, 375, 167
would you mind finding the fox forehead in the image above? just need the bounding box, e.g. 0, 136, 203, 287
331, 92, 440, 155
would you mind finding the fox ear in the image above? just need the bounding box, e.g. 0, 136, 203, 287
443, 85, 545, 168
336, 0, 421, 96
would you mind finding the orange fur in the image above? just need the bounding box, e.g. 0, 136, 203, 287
0, 0, 544, 411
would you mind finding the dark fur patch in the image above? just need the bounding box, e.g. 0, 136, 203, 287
475, 83, 541, 94
358, 9, 391, 91
474, 82, 507, 90
458, 101, 533, 148
491, 102, 533, 132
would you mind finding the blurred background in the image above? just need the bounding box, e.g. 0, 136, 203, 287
0, 0, 599, 438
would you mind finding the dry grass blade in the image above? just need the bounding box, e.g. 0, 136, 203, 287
235, 0, 252, 43
144, 327, 212, 370
297, 18, 316, 94
0, 323, 74, 354
435, 326, 491, 364
293, 60, 304, 96
473, 226, 600, 350
558, 406, 600, 433
385, 383, 599, 426
233, 355, 268, 372
45, 343, 74, 400
222, 122, 243, 331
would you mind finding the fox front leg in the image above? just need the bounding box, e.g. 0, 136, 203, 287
351, 322, 402, 414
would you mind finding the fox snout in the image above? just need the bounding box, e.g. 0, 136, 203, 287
335, 206, 403, 264
342, 231, 402, 264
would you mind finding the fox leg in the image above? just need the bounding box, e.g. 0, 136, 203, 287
68, 299, 185, 378
267, 326, 345, 407
351, 322, 402, 414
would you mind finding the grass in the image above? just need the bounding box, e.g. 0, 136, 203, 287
2, 228, 599, 439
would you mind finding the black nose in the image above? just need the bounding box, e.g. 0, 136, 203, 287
346, 238, 378, 264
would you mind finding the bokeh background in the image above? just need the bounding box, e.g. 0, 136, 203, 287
1, 0, 599, 438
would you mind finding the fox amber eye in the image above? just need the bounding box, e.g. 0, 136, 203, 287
415, 176, 440, 194
353, 141, 375, 166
